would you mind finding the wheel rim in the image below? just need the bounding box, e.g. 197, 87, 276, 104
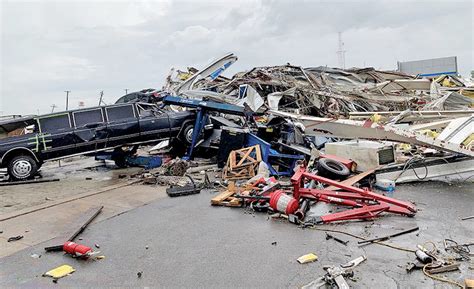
185, 128, 194, 143
12, 160, 32, 178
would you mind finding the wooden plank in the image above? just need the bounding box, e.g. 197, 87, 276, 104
227, 198, 241, 207
211, 190, 235, 205
232, 146, 259, 169
236, 147, 254, 167
224, 165, 255, 180
230, 151, 237, 168
255, 145, 262, 162
326, 168, 376, 191
227, 181, 236, 192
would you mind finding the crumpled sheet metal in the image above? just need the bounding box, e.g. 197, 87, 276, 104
272, 110, 474, 157
208, 65, 421, 115
423, 92, 473, 111
163, 55, 471, 116
171, 53, 237, 95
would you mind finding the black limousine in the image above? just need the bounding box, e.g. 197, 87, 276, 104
0, 103, 195, 180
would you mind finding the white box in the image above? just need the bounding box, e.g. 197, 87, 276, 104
325, 140, 395, 172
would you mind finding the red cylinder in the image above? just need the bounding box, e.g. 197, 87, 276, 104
270, 190, 299, 215
63, 241, 92, 258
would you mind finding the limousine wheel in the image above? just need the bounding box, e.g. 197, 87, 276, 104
182, 124, 194, 144
114, 157, 128, 168
112, 147, 128, 168
7, 155, 38, 181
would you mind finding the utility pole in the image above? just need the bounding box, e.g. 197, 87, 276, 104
336, 32, 346, 69
51, 104, 57, 113
64, 90, 71, 110
125, 88, 129, 95
98, 90, 104, 106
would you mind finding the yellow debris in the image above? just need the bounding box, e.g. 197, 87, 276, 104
297, 253, 318, 264
397, 143, 412, 152
43, 264, 75, 279
462, 134, 474, 148
442, 77, 455, 87
177, 72, 192, 81
370, 113, 382, 123
459, 89, 474, 100
419, 129, 439, 139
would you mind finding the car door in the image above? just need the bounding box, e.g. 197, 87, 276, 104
72, 108, 108, 153
136, 103, 171, 142
104, 104, 140, 147
36, 113, 76, 159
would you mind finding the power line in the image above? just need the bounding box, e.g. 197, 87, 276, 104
98, 91, 104, 106
64, 90, 71, 110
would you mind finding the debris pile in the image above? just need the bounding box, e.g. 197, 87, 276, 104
163, 53, 473, 117
121, 53, 472, 287
210, 158, 417, 225
2, 53, 472, 288
152, 54, 474, 186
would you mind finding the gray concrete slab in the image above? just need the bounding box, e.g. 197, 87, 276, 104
0, 181, 473, 288
0, 157, 142, 214
0, 184, 167, 257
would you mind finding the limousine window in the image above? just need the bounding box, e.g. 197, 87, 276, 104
0, 122, 35, 139
74, 109, 103, 127
137, 104, 163, 117
38, 114, 71, 132
106, 105, 135, 121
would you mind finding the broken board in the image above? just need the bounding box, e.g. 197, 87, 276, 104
210, 182, 242, 206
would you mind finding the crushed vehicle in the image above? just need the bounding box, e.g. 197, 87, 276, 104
114, 88, 163, 104
0, 103, 195, 180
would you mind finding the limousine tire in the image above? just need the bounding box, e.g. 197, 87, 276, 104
181, 124, 194, 145
112, 147, 131, 168
7, 154, 38, 181
114, 157, 128, 169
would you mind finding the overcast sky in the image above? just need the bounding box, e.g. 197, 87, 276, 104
1, 0, 472, 115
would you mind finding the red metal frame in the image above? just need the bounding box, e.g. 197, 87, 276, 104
291, 167, 417, 223
319, 203, 389, 223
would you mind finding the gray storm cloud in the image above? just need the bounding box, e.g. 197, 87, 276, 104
1, 0, 472, 115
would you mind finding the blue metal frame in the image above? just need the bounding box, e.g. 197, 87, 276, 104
162, 95, 247, 160
245, 133, 304, 177
419, 71, 457, 77
183, 108, 208, 160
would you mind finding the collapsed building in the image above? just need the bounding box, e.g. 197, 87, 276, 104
136, 53, 473, 184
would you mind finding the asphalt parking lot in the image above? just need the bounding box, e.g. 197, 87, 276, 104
0, 175, 472, 288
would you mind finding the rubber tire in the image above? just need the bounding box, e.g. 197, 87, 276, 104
7, 154, 38, 181
180, 124, 194, 145
112, 148, 128, 168
114, 157, 128, 168
317, 158, 350, 180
